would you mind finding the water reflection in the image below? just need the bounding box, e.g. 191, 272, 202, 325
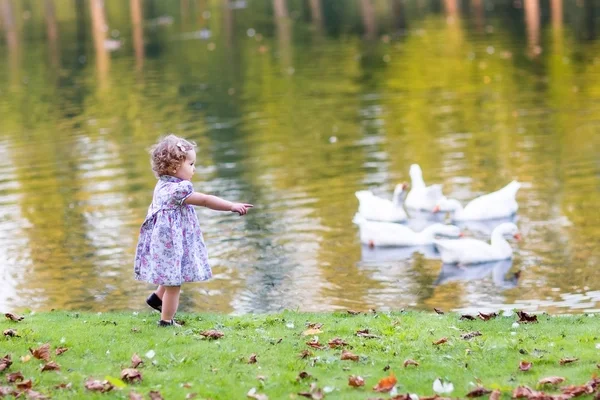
361, 244, 441, 262
434, 259, 519, 289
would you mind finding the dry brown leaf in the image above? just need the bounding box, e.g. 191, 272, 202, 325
306, 338, 325, 350
84, 379, 114, 393
248, 354, 258, 364
54, 383, 72, 390
3, 329, 18, 337
41, 361, 60, 372
121, 368, 143, 383
129, 392, 144, 400
298, 383, 324, 400
55, 347, 68, 356
356, 329, 380, 339
306, 323, 323, 329
538, 376, 565, 386
131, 353, 143, 368
517, 311, 538, 323
347, 310, 361, 315
328, 338, 348, 348
348, 375, 365, 387
299, 350, 312, 359
466, 386, 492, 397
559, 357, 578, 365
29, 344, 50, 361
434, 308, 444, 314
372, 373, 397, 392
461, 331, 482, 340
519, 360, 532, 371
247, 387, 269, 400
341, 349, 359, 361
22, 389, 49, 399
6, 371, 24, 382
478, 312, 497, 321
302, 328, 323, 336
460, 314, 476, 321
4, 313, 24, 322
0, 355, 12, 372
403, 359, 419, 367
16, 379, 33, 391
296, 371, 311, 381
512, 385, 534, 398
185, 394, 198, 399
433, 337, 448, 345
199, 330, 224, 340
489, 389, 501, 400
560, 385, 591, 396
149, 390, 164, 400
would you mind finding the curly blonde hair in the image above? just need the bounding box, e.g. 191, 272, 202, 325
149, 134, 196, 177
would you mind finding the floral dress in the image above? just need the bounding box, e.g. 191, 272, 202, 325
134, 175, 212, 286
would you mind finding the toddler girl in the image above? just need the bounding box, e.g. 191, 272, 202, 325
134, 134, 252, 326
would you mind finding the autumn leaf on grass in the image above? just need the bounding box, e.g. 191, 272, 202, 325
0, 387, 13, 397
306, 322, 323, 330
347, 310, 361, 315
7, 371, 24, 382
54, 383, 72, 390
434, 308, 444, 314
341, 349, 359, 361
85, 379, 114, 393
121, 368, 142, 383
296, 371, 312, 381
519, 361, 532, 371
478, 312, 497, 321
403, 359, 419, 367
131, 353, 143, 368
199, 330, 224, 340
516, 311, 538, 323
538, 376, 565, 386
247, 387, 269, 400
129, 392, 144, 400
299, 350, 313, 359
303, 327, 323, 336
465, 386, 491, 397
559, 357, 578, 365
373, 373, 397, 392
185, 394, 198, 399
16, 379, 33, 391
247, 354, 258, 364
29, 344, 51, 361
55, 347, 68, 356
489, 389, 501, 400
306, 337, 325, 350
328, 338, 348, 349
149, 390, 164, 400
3, 329, 18, 337
512, 385, 535, 398
298, 383, 324, 399
561, 385, 592, 397
21, 389, 48, 400
4, 313, 24, 322
433, 337, 448, 345
461, 331, 482, 340
41, 361, 60, 372
460, 314, 476, 321
348, 375, 365, 387
0, 355, 12, 371
356, 329, 379, 339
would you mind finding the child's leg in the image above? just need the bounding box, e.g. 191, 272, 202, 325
155, 285, 166, 299
160, 286, 181, 322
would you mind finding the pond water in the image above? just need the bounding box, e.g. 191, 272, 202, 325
0, 0, 598, 315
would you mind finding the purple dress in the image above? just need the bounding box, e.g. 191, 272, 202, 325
134, 175, 212, 286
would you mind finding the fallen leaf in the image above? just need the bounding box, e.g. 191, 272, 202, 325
559, 357, 578, 365
131, 353, 143, 368
54, 383, 72, 390
55, 347, 68, 356
199, 330, 224, 340
373, 373, 397, 392
347, 310, 361, 315
434, 308, 444, 314
328, 338, 348, 348
433, 337, 448, 345
460, 314, 476, 321
306, 338, 325, 350
302, 328, 323, 336
247, 387, 269, 400
121, 368, 143, 383
16, 379, 33, 391
3, 329, 18, 337
561, 385, 591, 396
149, 390, 164, 400
512, 385, 534, 398
403, 359, 419, 367
348, 375, 365, 387
296, 371, 311, 381
248, 354, 257, 364
129, 392, 144, 400
519, 360, 532, 371
466, 386, 491, 397
6, 371, 24, 382
29, 344, 51, 361
41, 361, 60, 372
0, 387, 13, 397
85, 379, 114, 393
298, 383, 324, 399
341, 349, 359, 361
538, 376, 565, 386
21, 389, 48, 399
299, 350, 312, 359
461, 331, 482, 340
306, 323, 323, 329
4, 313, 24, 322
478, 312, 497, 321
489, 389, 501, 400
0, 355, 12, 372
183, 383, 193, 388
186, 394, 197, 399
517, 311, 538, 323
356, 329, 380, 339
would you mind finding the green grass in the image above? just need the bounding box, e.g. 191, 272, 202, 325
1, 310, 600, 399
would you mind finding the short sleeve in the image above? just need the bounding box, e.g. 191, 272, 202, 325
171, 181, 194, 205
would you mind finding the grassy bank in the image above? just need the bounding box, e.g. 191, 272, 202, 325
1, 310, 599, 399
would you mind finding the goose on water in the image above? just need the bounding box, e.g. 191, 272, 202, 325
355, 183, 408, 223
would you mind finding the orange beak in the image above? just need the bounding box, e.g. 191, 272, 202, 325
458, 232, 465, 238
432, 205, 441, 213
514, 233, 522, 241
401, 182, 409, 190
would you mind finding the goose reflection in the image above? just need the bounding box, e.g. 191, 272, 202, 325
360, 244, 441, 262
433, 259, 519, 289
455, 214, 518, 236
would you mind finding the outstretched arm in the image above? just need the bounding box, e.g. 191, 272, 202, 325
184, 192, 253, 215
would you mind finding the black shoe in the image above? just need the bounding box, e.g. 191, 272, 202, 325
157, 319, 181, 327
146, 293, 162, 312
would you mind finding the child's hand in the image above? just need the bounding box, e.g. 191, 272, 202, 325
231, 203, 253, 215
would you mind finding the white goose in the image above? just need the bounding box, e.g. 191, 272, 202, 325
353, 214, 461, 247
355, 183, 408, 223
405, 164, 447, 211
434, 181, 521, 221
433, 222, 521, 265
